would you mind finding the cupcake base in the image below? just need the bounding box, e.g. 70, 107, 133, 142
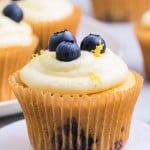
91, 0, 150, 21
0, 36, 38, 101
134, 24, 150, 79
23, 5, 82, 51
9, 71, 143, 150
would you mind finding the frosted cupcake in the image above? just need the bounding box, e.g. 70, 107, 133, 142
15, 0, 82, 50
91, 0, 150, 21
134, 10, 150, 79
9, 30, 143, 150
0, 3, 38, 101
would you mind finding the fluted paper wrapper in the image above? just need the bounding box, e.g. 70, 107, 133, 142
0, 36, 38, 101
9, 72, 143, 150
91, 0, 150, 21
23, 5, 82, 51
135, 25, 150, 79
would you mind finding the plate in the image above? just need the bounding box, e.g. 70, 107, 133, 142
0, 120, 150, 150
0, 99, 21, 118
0, 15, 121, 117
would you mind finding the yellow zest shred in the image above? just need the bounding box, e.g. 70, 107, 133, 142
40, 49, 45, 55
91, 44, 104, 57
45, 53, 55, 59
31, 53, 39, 62
88, 71, 101, 87
31, 49, 45, 62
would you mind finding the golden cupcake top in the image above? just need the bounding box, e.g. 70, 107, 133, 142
20, 30, 129, 94
0, 3, 34, 47
17, 0, 74, 22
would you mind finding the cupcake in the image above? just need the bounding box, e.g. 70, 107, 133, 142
134, 10, 150, 79
91, 0, 150, 21
14, 0, 82, 50
9, 30, 143, 150
0, 3, 38, 101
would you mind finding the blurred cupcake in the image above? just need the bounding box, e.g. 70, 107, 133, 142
91, 0, 150, 21
0, 3, 38, 101
9, 31, 143, 150
16, 0, 82, 50
134, 10, 150, 79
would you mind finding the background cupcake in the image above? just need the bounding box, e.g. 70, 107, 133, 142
15, 0, 82, 50
0, 3, 38, 101
91, 0, 150, 21
134, 10, 150, 79
9, 31, 143, 150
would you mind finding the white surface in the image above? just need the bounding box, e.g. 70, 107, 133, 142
0, 15, 121, 118
0, 100, 21, 118
0, 120, 150, 150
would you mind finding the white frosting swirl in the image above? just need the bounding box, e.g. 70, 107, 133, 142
141, 10, 150, 27
0, 16, 33, 47
17, 0, 74, 22
20, 49, 129, 94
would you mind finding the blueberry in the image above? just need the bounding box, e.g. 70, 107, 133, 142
3, 3, 23, 23
56, 41, 81, 62
80, 34, 106, 54
48, 30, 76, 51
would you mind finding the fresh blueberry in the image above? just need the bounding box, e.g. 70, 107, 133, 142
56, 41, 81, 62
48, 30, 76, 51
3, 3, 23, 23
80, 34, 106, 54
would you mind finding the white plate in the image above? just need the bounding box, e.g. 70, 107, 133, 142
0, 15, 121, 117
0, 99, 21, 118
0, 120, 150, 150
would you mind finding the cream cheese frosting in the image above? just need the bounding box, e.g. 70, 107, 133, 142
17, 0, 74, 22
141, 10, 150, 27
0, 0, 10, 12
0, 16, 33, 47
20, 49, 129, 94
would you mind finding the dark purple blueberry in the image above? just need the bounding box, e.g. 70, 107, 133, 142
80, 129, 86, 150
48, 30, 76, 51
56, 41, 81, 62
80, 34, 106, 54
114, 140, 123, 150
3, 3, 23, 23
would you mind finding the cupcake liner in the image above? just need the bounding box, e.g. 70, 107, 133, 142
9, 71, 143, 150
23, 5, 82, 51
0, 36, 38, 101
134, 25, 150, 79
91, 0, 150, 21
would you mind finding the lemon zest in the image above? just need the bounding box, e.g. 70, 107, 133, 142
45, 52, 55, 59
88, 71, 101, 87
31, 54, 39, 62
31, 49, 45, 62
40, 49, 45, 55
91, 44, 104, 57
